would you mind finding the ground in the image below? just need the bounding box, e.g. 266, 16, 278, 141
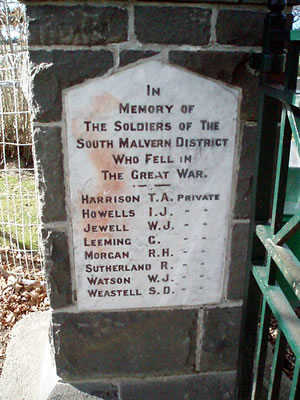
0, 250, 49, 375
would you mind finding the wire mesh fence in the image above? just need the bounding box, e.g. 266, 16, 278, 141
0, 0, 43, 282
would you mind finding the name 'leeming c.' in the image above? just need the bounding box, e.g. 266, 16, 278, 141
65, 61, 238, 309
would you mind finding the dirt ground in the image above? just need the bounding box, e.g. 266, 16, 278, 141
0, 251, 49, 376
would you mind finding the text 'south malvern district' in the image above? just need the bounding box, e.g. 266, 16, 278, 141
64, 61, 239, 311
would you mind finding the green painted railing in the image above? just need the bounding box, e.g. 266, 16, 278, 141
236, 1, 300, 399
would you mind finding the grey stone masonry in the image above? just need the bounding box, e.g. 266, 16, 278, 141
49, 382, 119, 400
216, 9, 266, 46
234, 124, 257, 219
134, 6, 212, 45
19, 0, 283, 397
241, 1, 298, 4
34, 126, 66, 223
227, 222, 251, 300
48, 372, 237, 400
52, 309, 198, 380
2, 312, 291, 399
119, 372, 236, 400
119, 50, 159, 67
27, 5, 128, 46
169, 51, 259, 121
200, 305, 243, 372
31, 50, 113, 122
42, 229, 73, 309
23, 1, 300, 5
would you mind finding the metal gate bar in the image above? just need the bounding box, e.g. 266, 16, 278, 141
236, 1, 300, 399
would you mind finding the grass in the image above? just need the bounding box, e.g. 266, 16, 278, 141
0, 173, 39, 251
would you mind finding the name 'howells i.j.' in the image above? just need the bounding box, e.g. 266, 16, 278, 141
64, 61, 239, 311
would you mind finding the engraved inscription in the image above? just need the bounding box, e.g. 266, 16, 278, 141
64, 61, 239, 311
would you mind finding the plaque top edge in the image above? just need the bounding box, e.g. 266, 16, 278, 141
63, 59, 241, 100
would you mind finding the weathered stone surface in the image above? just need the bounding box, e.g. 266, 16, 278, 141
72, 383, 119, 400
42, 229, 73, 309
119, 50, 159, 67
234, 124, 257, 219
239, 0, 270, 3
27, 5, 128, 46
65, 61, 239, 311
133, 0, 237, 2
120, 372, 236, 400
169, 50, 259, 121
241, 0, 297, 4
52, 309, 198, 379
48, 384, 101, 400
30, 50, 113, 122
49, 382, 118, 400
216, 10, 265, 46
200, 306, 242, 372
227, 222, 250, 300
24, 0, 239, 3
21, 0, 296, 6
135, 6, 211, 45
0, 312, 54, 400
34, 126, 66, 223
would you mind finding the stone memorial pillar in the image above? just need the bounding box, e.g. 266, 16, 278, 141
20, 1, 296, 399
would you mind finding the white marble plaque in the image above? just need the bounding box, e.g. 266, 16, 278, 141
63, 61, 239, 311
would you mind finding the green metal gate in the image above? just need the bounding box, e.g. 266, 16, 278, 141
236, 1, 300, 399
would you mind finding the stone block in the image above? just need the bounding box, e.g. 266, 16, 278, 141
72, 383, 119, 400
24, 0, 239, 3
240, 0, 269, 3
200, 305, 242, 372
30, 50, 113, 122
23, 0, 297, 6
169, 50, 259, 121
119, 50, 159, 67
120, 372, 236, 400
227, 222, 250, 300
27, 5, 128, 46
234, 124, 257, 219
0, 312, 54, 400
34, 126, 66, 223
135, 6, 211, 45
52, 309, 198, 380
48, 382, 119, 400
216, 10, 266, 46
130, 0, 238, 3
241, 0, 297, 4
42, 229, 73, 309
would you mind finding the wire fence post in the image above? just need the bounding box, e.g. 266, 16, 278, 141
0, 0, 44, 282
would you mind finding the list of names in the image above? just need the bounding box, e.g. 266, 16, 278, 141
64, 61, 239, 310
